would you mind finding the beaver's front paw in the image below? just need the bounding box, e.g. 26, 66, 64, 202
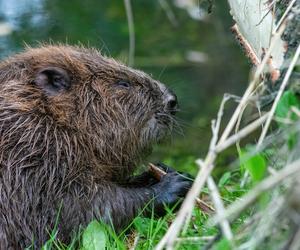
152, 171, 193, 207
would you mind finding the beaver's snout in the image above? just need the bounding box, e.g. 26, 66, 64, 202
163, 89, 178, 115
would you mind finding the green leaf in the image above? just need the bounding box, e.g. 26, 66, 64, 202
239, 149, 267, 182
81, 220, 106, 250
218, 172, 231, 187
133, 217, 152, 235
214, 238, 232, 250
275, 90, 300, 122
275, 91, 300, 149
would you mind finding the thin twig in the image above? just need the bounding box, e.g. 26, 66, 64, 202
206, 97, 234, 241
182, 95, 230, 239
210, 95, 230, 150
215, 112, 270, 153
124, 0, 135, 66
291, 106, 300, 118
275, 0, 297, 32
206, 172, 233, 240
210, 157, 300, 225
218, 23, 286, 145
290, 228, 300, 250
175, 236, 215, 242
162, 157, 216, 250
258, 44, 300, 145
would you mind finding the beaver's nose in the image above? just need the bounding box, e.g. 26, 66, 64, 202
164, 90, 178, 115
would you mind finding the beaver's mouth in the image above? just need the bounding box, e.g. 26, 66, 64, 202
140, 110, 176, 147
155, 112, 175, 128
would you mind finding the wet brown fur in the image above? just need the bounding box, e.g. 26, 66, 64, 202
0, 45, 177, 248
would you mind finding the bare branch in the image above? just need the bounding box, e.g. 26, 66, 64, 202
275, 0, 297, 32
231, 24, 260, 66
207, 175, 233, 240
216, 112, 269, 153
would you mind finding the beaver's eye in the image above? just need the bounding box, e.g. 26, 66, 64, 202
116, 80, 131, 88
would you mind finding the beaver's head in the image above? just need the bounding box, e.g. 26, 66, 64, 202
0, 45, 178, 169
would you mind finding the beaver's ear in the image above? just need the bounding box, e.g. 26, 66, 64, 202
34, 67, 71, 95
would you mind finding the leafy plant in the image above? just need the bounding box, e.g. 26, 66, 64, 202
239, 148, 267, 183
81, 221, 107, 250
275, 90, 300, 122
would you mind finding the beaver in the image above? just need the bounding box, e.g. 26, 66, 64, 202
0, 45, 192, 248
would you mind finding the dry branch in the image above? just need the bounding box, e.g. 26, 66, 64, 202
215, 112, 269, 153
231, 24, 259, 66
207, 174, 233, 240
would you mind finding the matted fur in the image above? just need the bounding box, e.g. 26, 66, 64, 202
0, 45, 181, 248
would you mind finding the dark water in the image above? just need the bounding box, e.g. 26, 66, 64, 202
0, 0, 250, 171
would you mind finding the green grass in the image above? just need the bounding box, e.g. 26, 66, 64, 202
37, 156, 251, 250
